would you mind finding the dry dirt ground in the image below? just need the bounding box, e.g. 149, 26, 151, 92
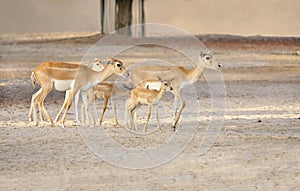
0, 33, 299, 190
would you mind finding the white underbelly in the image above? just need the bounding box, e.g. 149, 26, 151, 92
53, 79, 74, 91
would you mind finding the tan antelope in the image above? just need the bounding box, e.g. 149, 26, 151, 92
28, 59, 104, 125
129, 51, 221, 131
29, 58, 129, 127
126, 77, 173, 133
81, 79, 165, 127
53, 60, 106, 125
80, 82, 128, 127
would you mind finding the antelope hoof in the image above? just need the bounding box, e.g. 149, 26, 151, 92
76, 119, 82, 125
60, 121, 65, 128
172, 126, 176, 132
157, 127, 163, 133
33, 121, 38, 126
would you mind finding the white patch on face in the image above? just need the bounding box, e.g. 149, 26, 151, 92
92, 62, 104, 72
91, 62, 104, 72
84, 61, 104, 72
53, 79, 75, 91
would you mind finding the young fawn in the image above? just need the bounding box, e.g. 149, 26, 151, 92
126, 78, 173, 133
81, 82, 129, 127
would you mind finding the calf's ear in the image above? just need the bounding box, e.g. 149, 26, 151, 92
157, 76, 162, 82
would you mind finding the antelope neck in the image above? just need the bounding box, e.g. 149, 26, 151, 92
184, 59, 205, 84
157, 87, 167, 100
96, 65, 114, 83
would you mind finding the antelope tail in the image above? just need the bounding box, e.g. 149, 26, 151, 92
121, 83, 134, 91
30, 72, 37, 89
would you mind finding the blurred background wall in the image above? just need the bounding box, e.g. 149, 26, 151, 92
0, 0, 299, 36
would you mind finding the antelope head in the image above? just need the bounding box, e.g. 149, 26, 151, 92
199, 51, 221, 70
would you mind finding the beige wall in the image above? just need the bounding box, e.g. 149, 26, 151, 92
145, 0, 300, 36
0, 0, 299, 36
0, 0, 100, 33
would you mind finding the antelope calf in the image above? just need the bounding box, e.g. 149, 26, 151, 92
126, 77, 173, 133
81, 82, 128, 127
82, 79, 163, 127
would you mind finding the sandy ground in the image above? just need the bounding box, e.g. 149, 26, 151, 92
0, 33, 299, 190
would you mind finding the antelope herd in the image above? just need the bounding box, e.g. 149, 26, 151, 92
28, 51, 221, 132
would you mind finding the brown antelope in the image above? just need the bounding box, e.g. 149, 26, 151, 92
29, 58, 129, 127
28, 59, 104, 125
53, 59, 106, 124
129, 51, 221, 131
81, 79, 165, 127
81, 82, 128, 127
126, 77, 173, 133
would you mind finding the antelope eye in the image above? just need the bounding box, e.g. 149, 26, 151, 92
116, 63, 121, 67
164, 82, 167, 86
205, 56, 210, 61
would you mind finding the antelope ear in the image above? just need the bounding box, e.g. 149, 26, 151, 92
95, 58, 103, 64
199, 51, 204, 57
104, 57, 112, 64
157, 76, 162, 82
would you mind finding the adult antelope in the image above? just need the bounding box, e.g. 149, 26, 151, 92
53, 60, 106, 125
29, 58, 129, 127
126, 77, 173, 133
28, 59, 104, 125
129, 51, 221, 130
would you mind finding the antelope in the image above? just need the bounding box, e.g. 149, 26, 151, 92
80, 82, 128, 127
81, 79, 163, 127
28, 59, 104, 125
126, 77, 173, 133
129, 51, 221, 131
29, 58, 129, 127
53, 60, 106, 125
